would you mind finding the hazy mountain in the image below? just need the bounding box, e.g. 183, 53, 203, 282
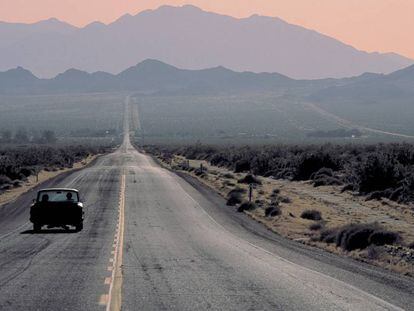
0, 67, 40, 94
0, 59, 297, 94
310, 64, 414, 103
0, 18, 76, 50
1, 59, 413, 97
0, 5, 412, 79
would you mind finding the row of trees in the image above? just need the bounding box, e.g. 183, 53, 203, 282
0, 128, 57, 144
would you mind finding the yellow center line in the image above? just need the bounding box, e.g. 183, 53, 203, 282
105, 173, 126, 311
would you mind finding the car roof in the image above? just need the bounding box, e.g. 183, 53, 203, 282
38, 188, 79, 193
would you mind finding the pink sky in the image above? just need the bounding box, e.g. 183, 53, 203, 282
1, 0, 413, 59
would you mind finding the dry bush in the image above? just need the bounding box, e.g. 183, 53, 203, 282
226, 187, 245, 206
301, 210, 322, 221
238, 201, 257, 213
238, 174, 262, 185
265, 204, 281, 217
309, 222, 323, 231
145, 143, 414, 204
320, 223, 401, 251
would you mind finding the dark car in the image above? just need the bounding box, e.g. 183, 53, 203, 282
30, 188, 84, 232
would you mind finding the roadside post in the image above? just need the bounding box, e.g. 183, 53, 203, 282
34, 166, 41, 183
249, 184, 254, 202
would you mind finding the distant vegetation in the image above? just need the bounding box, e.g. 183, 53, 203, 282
0, 144, 113, 191
145, 143, 414, 204
0, 128, 57, 144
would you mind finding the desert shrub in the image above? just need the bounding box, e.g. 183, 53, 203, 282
311, 167, 334, 179
339, 225, 376, 251
0, 144, 111, 183
12, 180, 22, 187
238, 174, 262, 185
395, 172, 414, 203
309, 222, 323, 231
144, 143, 414, 204
0, 175, 11, 186
238, 201, 257, 212
300, 210, 322, 221
278, 196, 291, 204
408, 242, 414, 249
223, 180, 235, 187
356, 153, 403, 194
320, 223, 401, 251
294, 152, 340, 181
341, 184, 356, 192
319, 228, 338, 244
226, 188, 245, 206
226, 192, 243, 206
369, 231, 401, 246
19, 167, 32, 177
234, 160, 250, 173
313, 175, 342, 187
365, 191, 385, 201
254, 199, 265, 206
221, 172, 235, 179
271, 188, 280, 195
194, 168, 207, 177
228, 187, 246, 195
265, 205, 281, 217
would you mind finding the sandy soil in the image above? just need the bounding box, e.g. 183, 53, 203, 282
159, 154, 414, 277
0, 155, 97, 207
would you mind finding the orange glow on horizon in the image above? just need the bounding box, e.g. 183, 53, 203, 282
0, 0, 413, 59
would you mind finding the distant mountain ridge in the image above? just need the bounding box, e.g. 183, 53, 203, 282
0, 5, 412, 79
310, 64, 414, 103
0, 59, 299, 95
1, 59, 413, 97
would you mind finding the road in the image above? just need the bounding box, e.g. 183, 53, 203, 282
0, 98, 413, 310
305, 102, 414, 139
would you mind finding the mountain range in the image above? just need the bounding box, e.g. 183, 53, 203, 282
1, 59, 413, 102
311, 64, 414, 103
0, 59, 299, 95
0, 5, 412, 79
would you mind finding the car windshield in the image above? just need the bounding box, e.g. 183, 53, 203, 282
37, 190, 79, 203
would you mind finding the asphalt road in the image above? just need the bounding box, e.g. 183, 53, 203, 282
0, 99, 413, 310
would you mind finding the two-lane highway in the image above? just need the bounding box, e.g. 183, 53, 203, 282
0, 98, 413, 310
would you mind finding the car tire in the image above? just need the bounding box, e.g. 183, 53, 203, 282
75, 223, 83, 232
33, 223, 41, 232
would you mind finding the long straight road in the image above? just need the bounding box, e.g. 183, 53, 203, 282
0, 98, 413, 310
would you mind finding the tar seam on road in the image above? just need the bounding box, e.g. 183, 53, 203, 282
100, 172, 125, 310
